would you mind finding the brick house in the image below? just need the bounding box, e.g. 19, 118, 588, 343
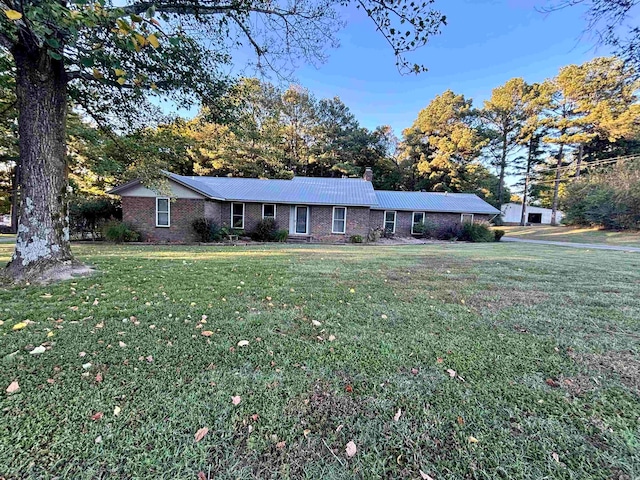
109, 169, 500, 242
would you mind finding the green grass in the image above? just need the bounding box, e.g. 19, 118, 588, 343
501, 225, 640, 246
1, 241, 639, 479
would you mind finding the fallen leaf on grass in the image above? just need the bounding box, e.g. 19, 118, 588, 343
237, 340, 249, 347
6, 381, 19, 394
145, 355, 153, 363
393, 408, 402, 422
197, 472, 207, 480
113, 406, 121, 416
345, 441, 357, 457
231, 396, 241, 405
29, 345, 46, 355
436, 357, 443, 364
79, 352, 86, 357
457, 416, 465, 425
446, 369, 457, 378
95, 373, 103, 383
545, 378, 560, 388
328, 334, 336, 342
91, 412, 103, 421
276, 441, 286, 449
552, 452, 560, 463
201, 331, 213, 337
419, 470, 435, 480
345, 384, 353, 393
311, 320, 321, 327
12, 322, 27, 331
194, 427, 209, 442
468, 436, 478, 444
118, 341, 126, 348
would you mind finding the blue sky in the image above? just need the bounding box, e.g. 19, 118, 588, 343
293, 0, 608, 135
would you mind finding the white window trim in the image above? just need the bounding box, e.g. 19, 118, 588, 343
461, 213, 474, 224
293, 205, 309, 235
383, 210, 396, 233
411, 211, 425, 235
332, 206, 347, 234
231, 202, 245, 229
156, 197, 170, 228
262, 204, 277, 220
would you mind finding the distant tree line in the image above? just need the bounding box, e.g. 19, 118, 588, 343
1, 56, 639, 233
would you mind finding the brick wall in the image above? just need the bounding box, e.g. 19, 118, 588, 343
370, 209, 493, 237
309, 205, 370, 242
122, 197, 204, 242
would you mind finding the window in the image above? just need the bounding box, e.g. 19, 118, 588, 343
262, 204, 276, 220
412, 212, 425, 235
231, 203, 245, 229
156, 197, 170, 227
332, 207, 347, 234
384, 211, 396, 233
461, 213, 474, 224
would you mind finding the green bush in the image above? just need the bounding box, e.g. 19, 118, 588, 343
250, 218, 279, 241
563, 160, 640, 230
274, 229, 289, 242
192, 218, 223, 242
435, 223, 463, 241
413, 219, 438, 238
103, 220, 140, 243
69, 197, 121, 240
460, 222, 495, 242
493, 229, 505, 242
350, 234, 363, 243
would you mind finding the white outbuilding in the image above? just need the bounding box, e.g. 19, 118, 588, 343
501, 203, 564, 225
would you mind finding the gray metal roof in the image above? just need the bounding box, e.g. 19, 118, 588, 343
373, 190, 500, 214
166, 172, 379, 206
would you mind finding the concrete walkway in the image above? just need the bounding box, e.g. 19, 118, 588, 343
502, 236, 640, 252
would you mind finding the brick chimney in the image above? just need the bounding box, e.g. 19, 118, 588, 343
363, 167, 373, 182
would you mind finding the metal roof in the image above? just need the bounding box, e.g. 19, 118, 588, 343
165, 172, 379, 206
111, 172, 499, 213
373, 190, 500, 214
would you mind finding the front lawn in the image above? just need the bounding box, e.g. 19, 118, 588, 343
501, 225, 640, 246
1, 242, 639, 479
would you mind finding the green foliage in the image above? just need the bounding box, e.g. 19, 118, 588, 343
102, 220, 139, 243
493, 229, 505, 242
349, 234, 363, 243
191, 218, 223, 243
250, 219, 280, 242
274, 229, 289, 242
69, 197, 121, 239
435, 223, 463, 241
412, 219, 437, 238
563, 160, 640, 230
460, 222, 495, 242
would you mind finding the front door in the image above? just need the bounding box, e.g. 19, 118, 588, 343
290, 206, 309, 234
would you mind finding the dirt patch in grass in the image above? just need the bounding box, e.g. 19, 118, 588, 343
570, 351, 639, 393
560, 374, 599, 397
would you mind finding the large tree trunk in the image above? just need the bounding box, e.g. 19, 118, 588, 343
5, 46, 76, 281
551, 143, 564, 226
574, 143, 583, 180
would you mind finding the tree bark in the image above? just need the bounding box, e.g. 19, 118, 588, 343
5, 45, 74, 280
520, 139, 533, 226
497, 135, 507, 208
551, 143, 564, 226
9, 161, 20, 234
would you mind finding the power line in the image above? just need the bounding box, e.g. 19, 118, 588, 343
533, 154, 640, 175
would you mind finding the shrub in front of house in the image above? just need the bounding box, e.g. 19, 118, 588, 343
435, 223, 464, 241
412, 219, 438, 238
460, 222, 495, 242
493, 229, 505, 242
367, 227, 382, 242
350, 234, 363, 243
275, 229, 289, 242
192, 218, 223, 243
103, 220, 140, 243
250, 219, 279, 241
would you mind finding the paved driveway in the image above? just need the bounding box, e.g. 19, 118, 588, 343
502, 236, 640, 252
